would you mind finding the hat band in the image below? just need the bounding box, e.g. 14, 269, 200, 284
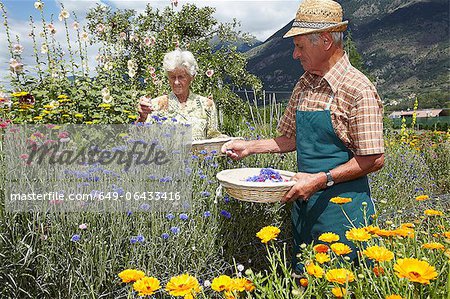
292, 21, 339, 29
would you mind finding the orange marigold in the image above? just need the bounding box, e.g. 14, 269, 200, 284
315, 252, 331, 264
331, 286, 347, 298
306, 262, 324, 278
330, 243, 352, 255
424, 209, 443, 216
373, 266, 385, 277
394, 258, 438, 284
318, 232, 340, 243
415, 195, 429, 201
330, 197, 352, 204
422, 242, 445, 250
346, 227, 372, 242
363, 245, 394, 262
325, 268, 355, 285
313, 244, 330, 253
386, 295, 403, 299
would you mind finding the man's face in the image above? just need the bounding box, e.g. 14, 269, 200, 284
167, 68, 193, 97
292, 35, 325, 74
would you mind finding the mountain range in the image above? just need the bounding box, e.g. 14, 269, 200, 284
244, 0, 449, 104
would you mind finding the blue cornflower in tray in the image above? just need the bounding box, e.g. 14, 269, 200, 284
245, 168, 285, 183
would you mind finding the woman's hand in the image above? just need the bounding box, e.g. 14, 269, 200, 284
137, 96, 153, 122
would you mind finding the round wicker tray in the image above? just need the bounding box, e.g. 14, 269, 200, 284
216, 168, 296, 203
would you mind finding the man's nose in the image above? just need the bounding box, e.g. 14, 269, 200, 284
293, 48, 301, 60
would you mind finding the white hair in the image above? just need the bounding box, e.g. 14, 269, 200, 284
162, 49, 198, 77
307, 32, 343, 47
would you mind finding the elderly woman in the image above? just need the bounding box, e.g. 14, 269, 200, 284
138, 49, 220, 140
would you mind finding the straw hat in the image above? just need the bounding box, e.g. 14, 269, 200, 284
283, 0, 348, 38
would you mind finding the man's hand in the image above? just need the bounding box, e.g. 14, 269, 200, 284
137, 96, 153, 122
281, 172, 326, 203
221, 140, 251, 160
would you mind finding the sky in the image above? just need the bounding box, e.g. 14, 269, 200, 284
0, 0, 300, 89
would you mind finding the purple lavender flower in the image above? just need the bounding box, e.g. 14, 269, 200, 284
71, 234, 81, 242
170, 227, 180, 234
220, 210, 231, 219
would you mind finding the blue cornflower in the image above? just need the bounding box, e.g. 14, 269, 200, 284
159, 176, 173, 183
210, 150, 217, 155
249, 126, 255, 131
171, 117, 178, 122
191, 155, 199, 160
148, 175, 157, 180
170, 227, 180, 234
179, 213, 189, 221
201, 191, 211, 197
166, 213, 175, 220
136, 235, 145, 243
71, 234, 81, 242
185, 167, 192, 175
210, 163, 219, 168
127, 210, 132, 216
220, 210, 231, 219
140, 203, 150, 211
199, 174, 207, 179
224, 195, 230, 203
204, 156, 212, 161
161, 233, 170, 239
199, 149, 208, 155
203, 211, 211, 217
130, 236, 138, 244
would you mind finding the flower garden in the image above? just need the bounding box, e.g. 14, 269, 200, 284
0, 1, 449, 299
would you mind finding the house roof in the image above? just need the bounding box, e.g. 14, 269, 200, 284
389, 109, 443, 118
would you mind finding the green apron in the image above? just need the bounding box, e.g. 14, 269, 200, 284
292, 93, 375, 273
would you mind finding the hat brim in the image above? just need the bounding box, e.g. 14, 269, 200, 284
283, 21, 348, 38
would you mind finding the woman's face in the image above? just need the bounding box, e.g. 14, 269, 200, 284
167, 68, 193, 97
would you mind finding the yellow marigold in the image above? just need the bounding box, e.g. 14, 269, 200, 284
331, 286, 347, 298
325, 268, 355, 285
11, 91, 29, 97
313, 244, 330, 253
422, 242, 445, 250
224, 291, 236, 299
330, 197, 352, 204
424, 209, 443, 216
374, 228, 396, 238
386, 295, 403, 299
444, 232, 450, 239
415, 195, 429, 201
118, 269, 145, 283
318, 232, 340, 243
363, 225, 380, 234
74, 113, 84, 118
57, 94, 68, 99
306, 262, 324, 278
315, 252, 331, 264
165, 273, 201, 297
211, 275, 233, 292
392, 227, 415, 238
128, 114, 138, 120
363, 245, 394, 262
232, 278, 254, 292
132, 276, 161, 296
346, 227, 372, 242
394, 258, 438, 284
256, 226, 280, 244
400, 223, 415, 228
330, 243, 352, 255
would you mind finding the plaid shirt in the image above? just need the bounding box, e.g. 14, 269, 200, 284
278, 53, 384, 155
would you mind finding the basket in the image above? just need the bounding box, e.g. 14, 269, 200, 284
192, 136, 242, 155
216, 168, 296, 203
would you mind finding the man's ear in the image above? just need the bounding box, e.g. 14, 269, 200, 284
321, 32, 333, 50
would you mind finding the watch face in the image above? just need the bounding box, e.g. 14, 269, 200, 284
326, 181, 334, 187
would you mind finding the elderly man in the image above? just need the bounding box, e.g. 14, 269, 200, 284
222, 0, 384, 272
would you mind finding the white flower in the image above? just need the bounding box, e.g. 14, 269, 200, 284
128, 69, 136, 78
58, 9, 69, 21
40, 44, 48, 54
78, 223, 88, 230
103, 94, 112, 103
9, 59, 23, 73
80, 31, 89, 41
12, 44, 24, 54
205, 69, 214, 77
203, 280, 211, 287
96, 23, 105, 33
143, 36, 155, 47
237, 264, 245, 272
101, 87, 110, 97
46, 24, 56, 35
72, 21, 79, 30
34, 1, 44, 10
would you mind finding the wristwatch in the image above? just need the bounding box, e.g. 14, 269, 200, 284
325, 171, 334, 187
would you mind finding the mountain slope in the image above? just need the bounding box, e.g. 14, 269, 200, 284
246, 0, 449, 100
